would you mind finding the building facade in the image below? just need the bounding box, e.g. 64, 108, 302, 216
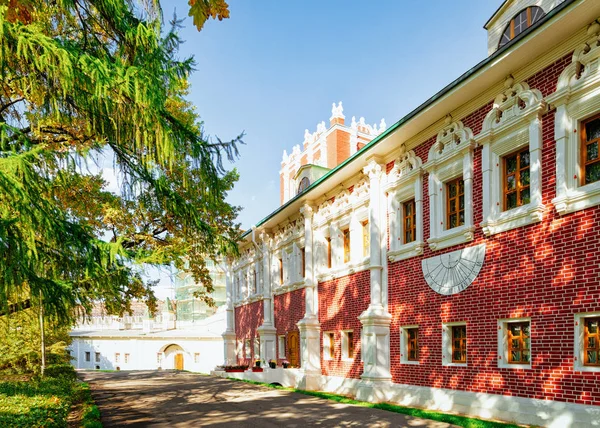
220, 1, 600, 426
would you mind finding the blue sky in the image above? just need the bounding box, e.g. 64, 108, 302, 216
150, 0, 503, 297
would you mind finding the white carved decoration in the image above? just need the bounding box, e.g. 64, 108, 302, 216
389, 147, 422, 182
351, 178, 370, 203
481, 80, 546, 135
429, 118, 475, 163
330, 101, 345, 121
422, 243, 486, 295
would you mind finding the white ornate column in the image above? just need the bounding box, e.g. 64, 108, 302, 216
222, 259, 237, 366
357, 158, 393, 402
257, 231, 277, 364
297, 204, 321, 390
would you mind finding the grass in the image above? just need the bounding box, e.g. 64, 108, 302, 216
0, 370, 102, 427
227, 377, 527, 428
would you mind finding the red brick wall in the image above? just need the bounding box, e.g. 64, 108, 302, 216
235, 301, 264, 365
319, 270, 370, 379
274, 289, 305, 364
388, 53, 600, 406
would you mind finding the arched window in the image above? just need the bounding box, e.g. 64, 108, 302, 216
297, 177, 310, 194
498, 6, 545, 49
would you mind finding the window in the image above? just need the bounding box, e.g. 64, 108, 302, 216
115, 353, 120, 363
403, 199, 416, 244
301, 247, 306, 278
479, 80, 545, 235
446, 178, 465, 230
504, 147, 530, 210
279, 258, 283, 285
297, 177, 310, 194
254, 337, 260, 360
424, 120, 474, 251
326, 237, 332, 268
124, 353, 130, 364
95, 352, 100, 363
400, 326, 420, 364
451, 325, 467, 363
278, 335, 286, 359
341, 330, 354, 360
407, 328, 419, 361
157, 353, 162, 364
85, 352, 91, 362
497, 318, 531, 369
362, 220, 369, 257
582, 115, 600, 185
324, 332, 335, 360
342, 228, 350, 263
194, 353, 200, 363
498, 6, 545, 49
508, 322, 530, 364
584, 317, 600, 366
244, 339, 251, 359
252, 269, 257, 294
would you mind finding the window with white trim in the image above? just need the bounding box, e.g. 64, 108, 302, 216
574, 312, 600, 372
425, 120, 475, 251
254, 337, 260, 360
442, 321, 467, 366
95, 352, 100, 363
386, 148, 424, 261
549, 32, 600, 215
194, 353, 200, 363
124, 353, 130, 363
400, 325, 419, 364
115, 353, 120, 363
244, 339, 251, 359
341, 330, 355, 360
85, 351, 91, 362
497, 317, 531, 369
278, 335, 286, 359
478, 80, 545, 236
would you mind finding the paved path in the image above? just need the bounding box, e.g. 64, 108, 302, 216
80, 370, 457, 427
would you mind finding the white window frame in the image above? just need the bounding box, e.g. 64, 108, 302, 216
386, 147, 424, 261
244, 339, 251, 359
278, 335, 286, 359
574, 312, 600, 372
236, 340, 243, 359
115, 352, 120, 363
478, 80, 545, 236
400, 325, 420, 365
124, 353, 130, 364
442, 321, 467, 367
548, 33, 600, 215
194, 353, 200, 363
497, 317, 532, 369
254, 337, 260, 360
85, 351, 91, 362
424, 120, 475, 251
95, 352, 100, 363
341, 330, 354, 361
323, 331, 335, 361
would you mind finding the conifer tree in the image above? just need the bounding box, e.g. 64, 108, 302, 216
0, 0, 240, 323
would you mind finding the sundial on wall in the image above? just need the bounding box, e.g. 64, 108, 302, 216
421, 243, 486, 295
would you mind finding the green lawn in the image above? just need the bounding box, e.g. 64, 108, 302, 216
0, 366, 102, 427
227, 377, 528, 428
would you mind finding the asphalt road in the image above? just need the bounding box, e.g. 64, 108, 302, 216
80, 370, 458, 427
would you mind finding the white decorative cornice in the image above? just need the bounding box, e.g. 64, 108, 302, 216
363, 160, 383, 180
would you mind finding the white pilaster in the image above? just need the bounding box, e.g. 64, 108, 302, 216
297, 204, 321, 391
257, 231, 277, 363
222, 259, 236, 365
358, 159, 392, 401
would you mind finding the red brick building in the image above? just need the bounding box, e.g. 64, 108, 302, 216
220, 1, 600, 426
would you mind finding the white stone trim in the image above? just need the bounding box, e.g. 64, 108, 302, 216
477, 79, 546, 236
574, 311, 600, 372
497, 317, 532, 369
385, 147, 425, 261
442, 321, 467, 367
424, 119, 475, 251
399, 325, 419, 365
547, 26, 600, 215
277, 335, 286, 359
